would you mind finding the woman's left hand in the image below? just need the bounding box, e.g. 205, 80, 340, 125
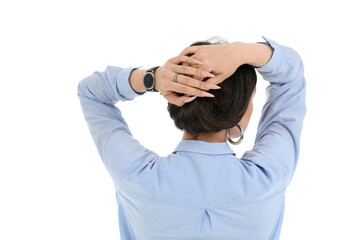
155, 54, 221, 107
178, 41, 247, 86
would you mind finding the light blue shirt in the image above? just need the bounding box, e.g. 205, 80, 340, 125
77, 36, 306, 240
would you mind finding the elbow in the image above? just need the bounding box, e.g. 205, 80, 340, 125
77, 79, 87, 98
77, 81, 81, 95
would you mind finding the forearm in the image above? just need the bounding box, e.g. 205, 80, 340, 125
77, 66, 156, 183
242, 38, 306, 186
233, 41, 274, 68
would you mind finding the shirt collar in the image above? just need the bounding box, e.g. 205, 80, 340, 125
173, 139, 236, 155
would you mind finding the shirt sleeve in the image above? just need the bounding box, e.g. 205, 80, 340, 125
241, 36, 307, 187
77, 66, 159, 188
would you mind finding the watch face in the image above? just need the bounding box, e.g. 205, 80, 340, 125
143, 73, 154, 89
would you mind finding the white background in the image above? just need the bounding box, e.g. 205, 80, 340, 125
1, 0, 359, 239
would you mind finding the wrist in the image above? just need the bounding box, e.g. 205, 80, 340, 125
243, 42, 274, 68
154, 67, 161, 92
231, 41, 249, 66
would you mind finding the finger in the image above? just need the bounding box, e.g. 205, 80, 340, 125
181, 63, 210, 79
183, 96, 197, 103
178, 59, 213, 74
168, 81, 215, 98
174, 73, 220, 91
179, 45, 202, 56
165, 92, 187, 107
202, 73, 227, 85
171, 64, 215, 79
192, 75, 204, 80
169, 55, 204, 65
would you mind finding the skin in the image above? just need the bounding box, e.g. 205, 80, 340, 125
128, 41, 273, 143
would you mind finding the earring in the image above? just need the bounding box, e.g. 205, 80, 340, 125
226, 125, 244, 145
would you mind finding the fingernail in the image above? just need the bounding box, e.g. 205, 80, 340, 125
201, 92, 215, 97
184, 96, 197, 103
192, 59, 204, 64
205, 84, 221, 90
201, 71, 215, 78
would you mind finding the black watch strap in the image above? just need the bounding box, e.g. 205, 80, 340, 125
147, 66, 160, 73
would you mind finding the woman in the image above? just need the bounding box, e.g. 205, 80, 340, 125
77, 36, 306, 240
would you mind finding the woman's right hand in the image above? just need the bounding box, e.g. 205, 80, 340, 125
179, 41, 248, 85
155, 54, 222, 106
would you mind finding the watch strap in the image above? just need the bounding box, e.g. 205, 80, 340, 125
147, 66, 160, 73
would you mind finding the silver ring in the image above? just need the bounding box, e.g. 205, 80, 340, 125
174, 73, 180, 83
226, 125, 244, 145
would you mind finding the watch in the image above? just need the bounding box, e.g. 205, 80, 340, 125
143, 66, 160, 92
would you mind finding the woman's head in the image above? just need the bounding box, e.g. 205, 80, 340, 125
167, 38, 257, 139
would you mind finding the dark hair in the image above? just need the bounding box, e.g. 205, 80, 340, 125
167, 37, 257, 136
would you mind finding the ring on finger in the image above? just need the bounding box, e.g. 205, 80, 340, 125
174, 73, 180, 83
